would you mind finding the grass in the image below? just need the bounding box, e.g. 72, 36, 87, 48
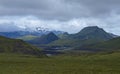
17, 35, 38, 41
0, 52, 120, 74
83, 37, 120, 51
0, 36, 44, 56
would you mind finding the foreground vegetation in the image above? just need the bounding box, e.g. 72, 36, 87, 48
0, 52, 120, 74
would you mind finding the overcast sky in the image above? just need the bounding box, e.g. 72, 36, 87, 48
0, 0, 120, 35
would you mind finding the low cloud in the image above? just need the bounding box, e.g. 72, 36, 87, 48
0, 23, 22, 32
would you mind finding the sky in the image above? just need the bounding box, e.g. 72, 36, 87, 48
0, 0, 120, 35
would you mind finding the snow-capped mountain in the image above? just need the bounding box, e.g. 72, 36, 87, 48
0, 26, 65, 38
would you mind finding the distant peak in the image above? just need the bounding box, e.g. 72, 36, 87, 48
80, 26, 104, 32
46, 32, 59, 38
80, 26, 102, 31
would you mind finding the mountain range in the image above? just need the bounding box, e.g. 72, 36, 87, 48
48, 26, 117, 47
0, 29, 65, 39
0, 26, 119, 54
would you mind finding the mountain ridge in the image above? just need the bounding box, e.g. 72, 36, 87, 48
0, 30, 65, 39
49, 26, 115, 47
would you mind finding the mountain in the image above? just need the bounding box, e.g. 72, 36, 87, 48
109, 33, 119, 38
0, 31, 41, 38
28, 32, 59, 44
80, 37, 120, 51
0, 30, 65, 39
0, 36, 44, 56
0, 26, 61, 38
70, 26, 113, 40
36, 27, 65, 35
49, 26, 114, 47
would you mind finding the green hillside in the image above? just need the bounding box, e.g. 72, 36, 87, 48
81, 37, 120, 51
0, 36, 44, 56
49, 38, 102, 47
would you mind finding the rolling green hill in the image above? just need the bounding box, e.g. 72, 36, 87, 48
80, 37, 120, 51
0, 36, 44, 56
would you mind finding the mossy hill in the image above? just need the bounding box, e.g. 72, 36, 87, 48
0, 36, 44, 56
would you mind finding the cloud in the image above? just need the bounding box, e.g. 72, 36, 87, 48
0, 15, 120, 35
0, 23, 22, 32
0, 0, 120, 20
0, 0, 120, 35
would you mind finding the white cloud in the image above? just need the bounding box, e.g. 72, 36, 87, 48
0, 15, 119, 35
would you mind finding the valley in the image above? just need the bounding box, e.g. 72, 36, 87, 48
0, 26, 120, 74
0, 0, 120, 73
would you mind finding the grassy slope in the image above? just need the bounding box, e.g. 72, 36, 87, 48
0, 52, 120, 74
0, 36, 44, 56
49, 38, 103, 47
82, 37, 120, 51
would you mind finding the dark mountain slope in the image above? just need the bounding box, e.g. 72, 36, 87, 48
28, 32, 59, 44
70, 26, 113, 40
